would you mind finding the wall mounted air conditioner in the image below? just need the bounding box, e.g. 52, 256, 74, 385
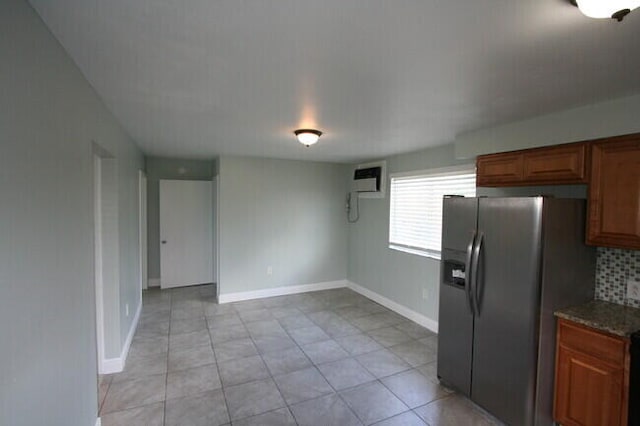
352, 160, 386, 198
353, 167, 380, 192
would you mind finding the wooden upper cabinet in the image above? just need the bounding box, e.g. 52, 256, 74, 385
476, 152, 523, 186
476, 142, 588, 187
523, 143, 588, 184
475, 132, 640, 249
587, 134, 640, 249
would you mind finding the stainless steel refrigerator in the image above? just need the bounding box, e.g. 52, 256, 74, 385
437, 197, 596, 426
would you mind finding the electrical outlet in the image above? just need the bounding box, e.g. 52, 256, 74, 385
422, 288, 429, 300
627, 280, 640, 301
267, 266, 273, 275
125, 303, 129, 317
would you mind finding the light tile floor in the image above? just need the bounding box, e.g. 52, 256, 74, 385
99, 285, 502, 426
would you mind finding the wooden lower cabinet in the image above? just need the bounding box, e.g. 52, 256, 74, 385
554, 319, 630, 426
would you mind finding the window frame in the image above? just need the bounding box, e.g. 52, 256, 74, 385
388, 164, 476, 260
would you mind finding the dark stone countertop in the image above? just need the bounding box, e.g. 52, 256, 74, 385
555, 300, 640, 338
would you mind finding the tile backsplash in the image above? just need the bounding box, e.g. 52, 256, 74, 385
596, 247, 640, 308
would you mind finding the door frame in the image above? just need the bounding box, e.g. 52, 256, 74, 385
139, 170, 148, 291
93, 154, 105, 373
212, 175, 219, 291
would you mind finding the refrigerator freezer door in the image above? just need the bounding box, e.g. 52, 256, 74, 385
437, 197, 478, 396
441, 197, 478, 250
470, 197, 544, 426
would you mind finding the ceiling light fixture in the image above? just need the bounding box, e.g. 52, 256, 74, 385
570, 0, 640, 21
294, 129, 322, 147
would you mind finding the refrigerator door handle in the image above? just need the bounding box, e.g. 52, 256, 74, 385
471, 231, 484, 316
465, 231, 477, 315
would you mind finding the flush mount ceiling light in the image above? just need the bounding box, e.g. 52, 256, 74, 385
569, 0, 640, 21
294, 129, 322, 147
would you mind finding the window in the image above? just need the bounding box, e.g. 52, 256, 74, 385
389, 165, 476, 259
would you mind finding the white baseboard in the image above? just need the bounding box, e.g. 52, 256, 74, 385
121, 299, 142, 364
101, 357, 123, 374
218, 280, 348, 304
148, 278, 160, 288
216, 279, 439, 334
99, 299, 142, 374
95, 417, 101, 426
347, 280, 438, 334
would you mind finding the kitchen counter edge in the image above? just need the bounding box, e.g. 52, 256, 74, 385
554, 300, 640, 338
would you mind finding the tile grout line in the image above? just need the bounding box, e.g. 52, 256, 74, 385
117, 292, 323, 417
301, 297, 439, 426
97, 374, 112, 417
296, 305, 382, 426
232, 293, 386, 424
132, 287, 442, 426
162, 291, 174, 426
204, 299, 235, 426
236, 298, 303, 424
224, 294, 339, 422
281, 298, 364, 425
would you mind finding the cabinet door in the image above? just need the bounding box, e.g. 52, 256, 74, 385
523, 143, 588, 184
587, 135, 640, 249
476, 152, 523, 186
555, 345, 625, 426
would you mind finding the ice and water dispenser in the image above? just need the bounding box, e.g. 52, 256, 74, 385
442, 256, 466, 288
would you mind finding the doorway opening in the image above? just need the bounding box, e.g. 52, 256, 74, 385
139, 170, 148, 291
93, 154, 105, 374
93, 146, 119, 415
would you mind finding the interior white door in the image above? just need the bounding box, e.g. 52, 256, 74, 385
160, 179, 213, 288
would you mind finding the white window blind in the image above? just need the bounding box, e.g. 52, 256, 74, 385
389, 166, 476, 259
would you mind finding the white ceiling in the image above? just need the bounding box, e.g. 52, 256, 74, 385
29, 0, 640, 163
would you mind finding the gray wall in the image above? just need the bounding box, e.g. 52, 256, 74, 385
347, 152, 587, 326
454, 93, 640, 309
348, 144, 472, 324
116, 155, 144, 357
218, 156, 349, 296
348, 93, 640, 327
454, 94, 640, 159
0, 1, 143, 425
97, 155, 121, 359
145, 157, 215, 281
